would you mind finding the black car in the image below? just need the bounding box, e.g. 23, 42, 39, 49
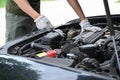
0, 0, 120, 80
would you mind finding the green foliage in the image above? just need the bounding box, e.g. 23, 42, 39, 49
117, 0, 120, 2
0, 0, 6, 8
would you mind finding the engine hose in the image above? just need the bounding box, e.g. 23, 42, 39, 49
31, 42, 51, 51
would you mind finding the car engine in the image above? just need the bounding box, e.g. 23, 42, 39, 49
3, 15, 120, 80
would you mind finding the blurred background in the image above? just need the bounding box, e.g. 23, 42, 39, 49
0, 0, 120, 47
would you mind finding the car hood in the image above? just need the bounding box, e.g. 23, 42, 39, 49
0, 54, 112, 80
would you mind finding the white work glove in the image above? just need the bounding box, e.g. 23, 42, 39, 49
79, 19, 101, 34
34, 15, 53, 31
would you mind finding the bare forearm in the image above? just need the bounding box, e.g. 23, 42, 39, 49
14, 0, 40, 20
67, 0, 86, 20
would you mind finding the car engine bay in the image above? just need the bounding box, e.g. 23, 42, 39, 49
2, 15, 120, 80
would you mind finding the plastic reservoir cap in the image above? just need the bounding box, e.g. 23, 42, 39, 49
46, 50, 57, 58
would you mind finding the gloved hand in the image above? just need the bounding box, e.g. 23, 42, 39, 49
79, 19, 101, 34
34, 15, 53, 31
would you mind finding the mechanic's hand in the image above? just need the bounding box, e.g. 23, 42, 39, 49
34, 15, 53, 31
79, 19, 101, 34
